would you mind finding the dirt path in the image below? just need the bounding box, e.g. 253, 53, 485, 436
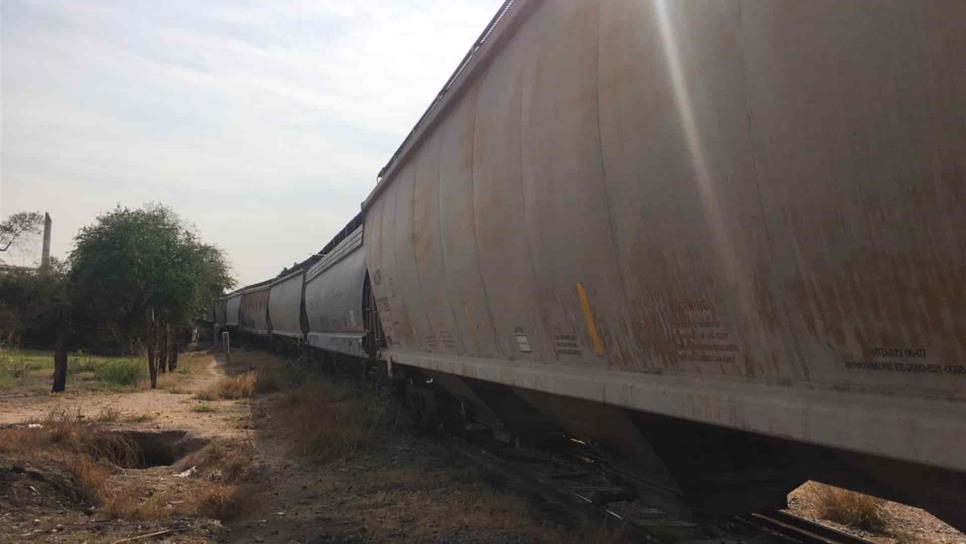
218, 416, 587, 544
0, 353, 248, 441
213, 351, 602, 544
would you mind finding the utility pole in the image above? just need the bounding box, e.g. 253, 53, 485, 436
41, 213, 52, 268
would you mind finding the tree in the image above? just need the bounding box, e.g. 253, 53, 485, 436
0, 259, 68, 346
0, 211, 44, 257
69, 204, 234, 386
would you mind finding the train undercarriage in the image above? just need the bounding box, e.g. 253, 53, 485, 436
396, 364, 966, 533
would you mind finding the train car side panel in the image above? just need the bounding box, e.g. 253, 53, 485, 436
239, 286, 271, 336
470, 15, 553, 364
225, 294, 241, 328
410, 129, 464, 355
215, 298, 228, 328
436, 85, 501, 359
305, 228, 367, 358
268, 270, 305, 339
363, 0, 966, 474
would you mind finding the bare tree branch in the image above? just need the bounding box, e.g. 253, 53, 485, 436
0, 211, 44, 253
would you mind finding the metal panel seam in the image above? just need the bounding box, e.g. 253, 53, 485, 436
593, 0, 634, 348
517, 31, 554, 362
470, 78, 505, 357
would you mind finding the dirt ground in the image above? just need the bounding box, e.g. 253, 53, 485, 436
788, 484, 966, 544
0, 349, 604, 544
1, 348, 963, 544
0, 353, 249, 440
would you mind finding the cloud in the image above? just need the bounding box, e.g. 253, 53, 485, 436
0, 0, 503, 284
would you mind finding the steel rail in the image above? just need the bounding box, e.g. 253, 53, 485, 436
737, 510, 877, 544
442, 434, 880, 544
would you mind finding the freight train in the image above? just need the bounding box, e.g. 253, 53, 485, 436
208, 0, 966, 531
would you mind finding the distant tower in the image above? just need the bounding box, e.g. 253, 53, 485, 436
41, 213, 51, 268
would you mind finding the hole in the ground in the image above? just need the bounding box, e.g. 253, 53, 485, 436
108, 430, 208, 468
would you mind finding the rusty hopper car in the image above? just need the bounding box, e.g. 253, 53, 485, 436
363, 0, 966, 530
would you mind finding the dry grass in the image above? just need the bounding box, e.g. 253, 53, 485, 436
155, 373, 192, 394
0, 407, 260, 523
176, 440, 260, 521
124, 412, 154, 423
176, 352, 210, 374
132, 353, 213, 392
0, 409, 142, 505
265, 380, 381, 463
191, 402, 217, 413
180, 439, 257, 484
223, 349, 288, 372
195, 372, 257, 400
191, 483, 256, 521
802, 482, 887, 531
92, 439, 259, 522
63, 455, 111, 505
10, 408, 142, 467
98, 480, 257, 522
94, 405, 122, 422
99, 486, 173, 521
138, 371, 192, 394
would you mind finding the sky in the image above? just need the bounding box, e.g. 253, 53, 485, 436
0, 0, 503, 285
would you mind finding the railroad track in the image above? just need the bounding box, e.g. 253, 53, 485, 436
443, 435, 877, 544
737, 510, 876, 544
442, 437, 699, 542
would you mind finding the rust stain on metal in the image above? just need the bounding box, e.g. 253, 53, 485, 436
472, 192, 511, 249
576, 282, 605, 357
791, 250, 966, 363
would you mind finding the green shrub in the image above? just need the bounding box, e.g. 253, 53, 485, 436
0, 349, 49, 387
95, 357, 145, 387
68, 351, 101, 374
0, 348, 144, 389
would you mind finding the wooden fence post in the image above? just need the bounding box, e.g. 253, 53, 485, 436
147, 309, 158, 389
51, 303, 70, 393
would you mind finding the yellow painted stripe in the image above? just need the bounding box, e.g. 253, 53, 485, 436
576, 282, 604, 357
463, 303, 481, 353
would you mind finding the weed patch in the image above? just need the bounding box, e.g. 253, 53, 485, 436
0, 348, 49, 388
154, 372, 192, 394
95, 405, 122, 422
192, 483, 256, 521
803, 482, 887, 531
267, 380, 382, 463
196, 372, 256, 400
0, 410, 141, 508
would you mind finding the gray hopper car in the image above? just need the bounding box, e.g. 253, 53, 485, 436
361, 0, 966, 531
268, 269, 305, 339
